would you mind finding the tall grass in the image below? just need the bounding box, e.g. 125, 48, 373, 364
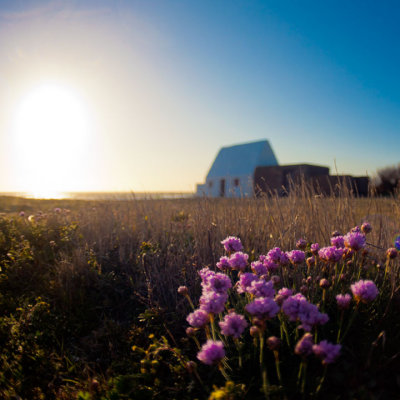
0, 183, 399, 398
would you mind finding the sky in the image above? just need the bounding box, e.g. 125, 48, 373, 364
0, 0, 399, 194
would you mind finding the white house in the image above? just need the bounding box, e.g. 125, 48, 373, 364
196, 140, 278, 197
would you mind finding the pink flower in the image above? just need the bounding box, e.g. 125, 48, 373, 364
318, 246, 343, 263
245, 297, 279, 319
295, 333, 314, 357
199, 291, 228, 314
219, 312, 248, 338
344, 231, 366, 251
187, 309, 210, 328
350, 280, 378, 303
286, 250, 305, 265
221, 236, 243, 253
216, 256, 231, 270
336, 294, 352, 309
197, 340, 225, 365
313, 340, 341, 364
228, 252, 249, 271
330, 235, 345, 248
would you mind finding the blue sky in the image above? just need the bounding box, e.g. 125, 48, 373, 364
0, 0, 399, 192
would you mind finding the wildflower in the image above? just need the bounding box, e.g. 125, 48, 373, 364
19, 211, 25, 217
286, 250, 305, 265
275, 287, 293, 305
221, 236, 243, 253
296, 238, 307, 250
177, 286, 189, 296
331, 235, 345, 248
312, 340, 341, 364
219, 312, 248, 338
228, 252, 249, 271
310, 243, 320, 255
54, 207, 61, 213
199, 291, 228, 314
251, 261, 268, 276
187, 309, 210, 328
245, 297, 279, 319
247, 279, 275, 298
198, 268, 215, 284
361, 222, 372, 234
336, 294, 351, 310
267, 247, 289, 265
263, 257, 279, 272
282, 294, 328, 331
344, 231, 366, 251
236, 273, 257, 294
216, 256, 231, 270
331, 230, 342, 237
197, 340, 225, 365
279, 252, 290, 266
318, 246, 343, 263
203, 273, 232, 294
386, 248, 397, 259
351, 280, 378, 303
295, 333, 314, 357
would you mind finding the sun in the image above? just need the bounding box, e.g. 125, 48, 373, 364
11, 83, 93, 197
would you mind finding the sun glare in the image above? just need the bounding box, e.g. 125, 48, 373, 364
11, 83, 92, 197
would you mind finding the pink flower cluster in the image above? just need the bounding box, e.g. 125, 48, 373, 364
295, 335, 341, 364
197, 340, 225, 365
318, 246, 344, 263
336, 293, 352, 309
219, 311, 248, 338
245, 297, 280, 319
286, 250, 306, 265
312, 340, 341, 364
350, 280, 378, 303
221, 236, 243, 253
282, 293, 329, 331
344, 231, 366, 251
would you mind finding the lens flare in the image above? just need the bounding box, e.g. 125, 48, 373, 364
394, 235, 400, 251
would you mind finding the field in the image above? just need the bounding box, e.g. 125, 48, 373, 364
0, 187, 399, 399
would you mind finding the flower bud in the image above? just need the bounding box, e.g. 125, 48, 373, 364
186, 327, 195, 337
361, 222, 372, 234
266, 336, 281, 351
306, 256, 315, 267
250, 326, 260, 337
319, 279, 331, 289
386, 248, 398, 259
296, 238, 307, 250
177, 286, 189, 296
186, 361, 197, 373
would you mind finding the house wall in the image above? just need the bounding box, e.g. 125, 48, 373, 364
197, 174, 254, 197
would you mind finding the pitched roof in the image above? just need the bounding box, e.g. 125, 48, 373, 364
206, 140, 278, 178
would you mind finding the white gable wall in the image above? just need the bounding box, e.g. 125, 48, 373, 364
196, 140, 278, 198
202, 174, 253, 198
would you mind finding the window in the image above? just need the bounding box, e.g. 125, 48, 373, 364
234, 178, 240, 187
208, 180, 213, 188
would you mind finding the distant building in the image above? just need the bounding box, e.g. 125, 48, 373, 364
196, 140, 278, 197
196, 140, 369, 197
